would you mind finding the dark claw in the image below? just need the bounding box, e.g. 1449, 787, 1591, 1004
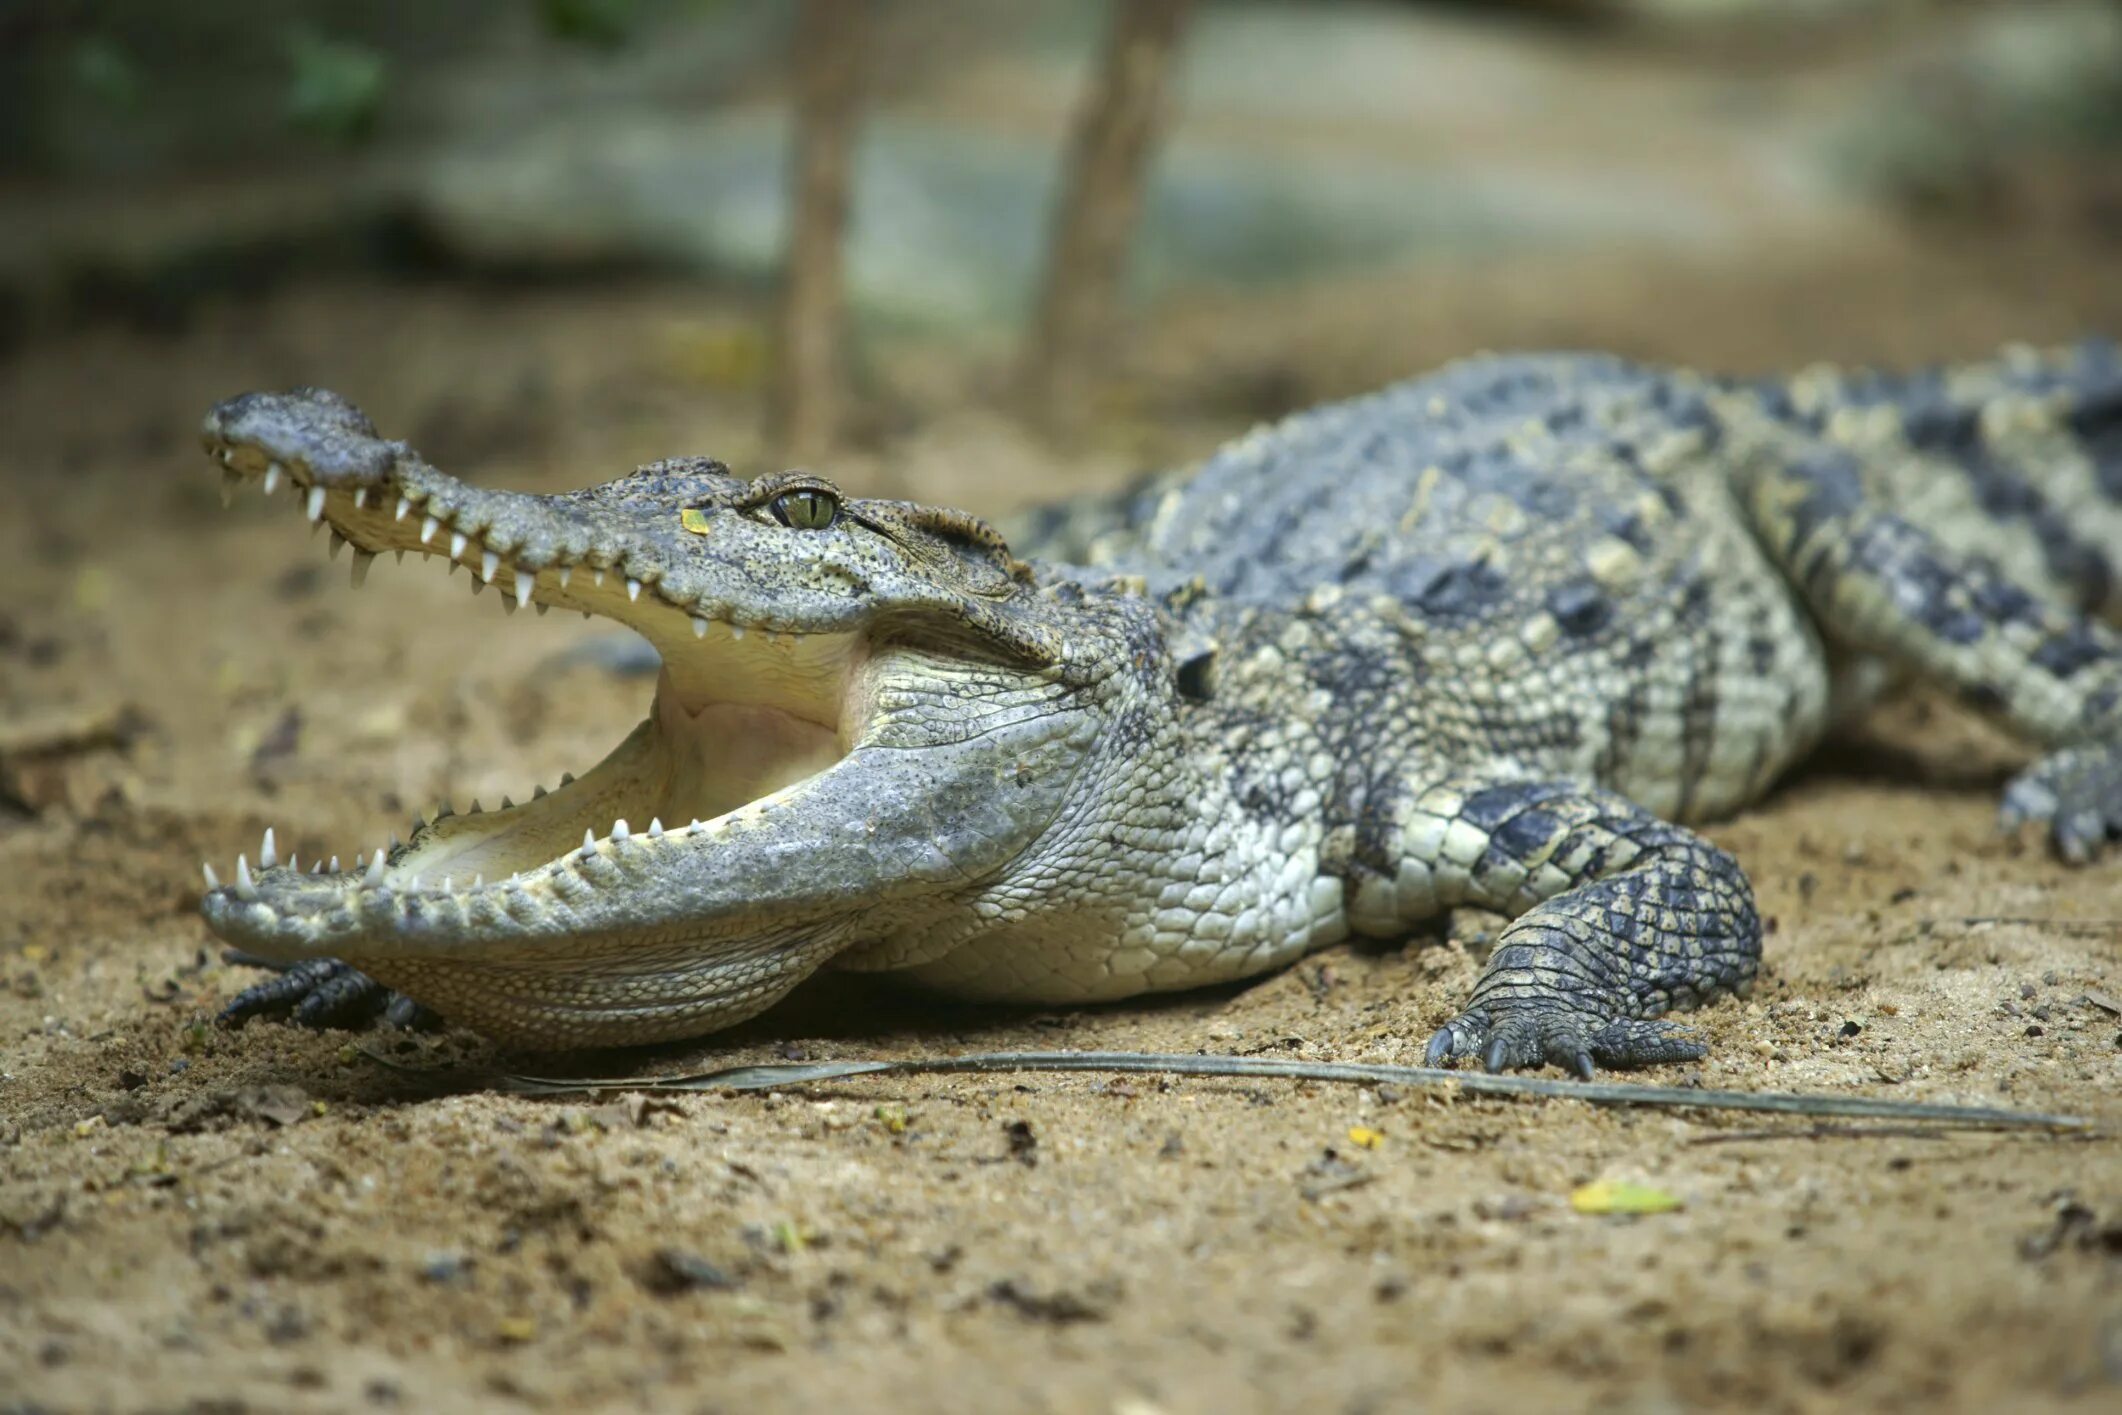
383, 993, 439, 1030
1424, 1028, 1455, 1068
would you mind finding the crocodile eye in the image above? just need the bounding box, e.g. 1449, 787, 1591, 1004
771, 488, 839, 531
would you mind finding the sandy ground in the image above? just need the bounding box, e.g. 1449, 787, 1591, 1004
3, 236, 2121, 1414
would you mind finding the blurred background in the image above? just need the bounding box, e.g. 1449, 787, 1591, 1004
3, 0, 2121, 815
6, 0, 2122, 482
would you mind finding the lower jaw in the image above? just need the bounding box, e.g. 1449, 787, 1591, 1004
351, 923, 850, 1048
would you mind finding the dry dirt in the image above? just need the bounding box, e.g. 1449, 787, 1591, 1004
3, 236, 2121, 1414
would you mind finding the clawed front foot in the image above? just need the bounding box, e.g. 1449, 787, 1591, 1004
218, 952, 435, 1031
1424, 1002, 1705, 1078
2001, 744, 2122, 864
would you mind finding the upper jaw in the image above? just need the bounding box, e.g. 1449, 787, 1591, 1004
202, 388, 872, 658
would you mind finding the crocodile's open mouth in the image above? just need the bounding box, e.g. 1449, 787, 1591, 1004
201, 430, 864, 907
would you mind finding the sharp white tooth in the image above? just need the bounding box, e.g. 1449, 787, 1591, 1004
556, 566, 572, 589
532, 784, 548, 799
202, 862, 220, 889
220, 471, 240, 507
219, 449, 236, 466
351, 550, 374, 587
472, 874, 483, 890
689, 819, 705, 830
287, 853, 299, 873
560, 772, 576, 786
500, 795, 514, 810
328, 529, 347, 559
259, 828, 278, 869
729, 624, 745, 640
469, 799, 484, 814
353, 488, 369, 510
470, 577, 485, 596
593, 569, 606, 588
581, 829, 597, 858
306, 486, 327, 521
648, 818, 664, 837
450, 531, 469, 560
262, 463, 283, 497
365, 849, 386, 886
310, 859, 325, 875
481, 549, 499, 582
395, 497, 412, 521
407, 873, 424, 893
329, 855, 340, 873
236, 855, 258, 898
441, 876, 452, 894
420, 515, 440, 545
692, 616, 709, 638
612, 819, 630, 841
626, 578, 642, 602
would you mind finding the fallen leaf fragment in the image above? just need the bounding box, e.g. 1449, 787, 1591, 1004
1570, 1179, 1684, 1215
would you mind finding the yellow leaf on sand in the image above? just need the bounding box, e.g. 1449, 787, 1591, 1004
1570, 1179, 1683, 1215
1346, 1126, 1386, 1150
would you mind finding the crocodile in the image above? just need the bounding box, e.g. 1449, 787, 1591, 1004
194, 343, 2122, 1073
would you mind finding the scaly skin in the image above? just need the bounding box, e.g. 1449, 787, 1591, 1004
196, 342, 2122, 1071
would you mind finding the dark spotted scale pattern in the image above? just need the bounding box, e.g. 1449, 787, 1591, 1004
1012, 342, 2122, 1069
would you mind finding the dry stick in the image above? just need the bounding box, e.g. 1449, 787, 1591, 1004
1018, 0, 1194, 427
480, 1051, 2089, 1131
1925, 917, 2122, 935
768, 0, 864, 462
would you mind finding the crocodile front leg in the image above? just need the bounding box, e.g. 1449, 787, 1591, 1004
1358, 777, 1761, 1076
218, 953, 435, 1030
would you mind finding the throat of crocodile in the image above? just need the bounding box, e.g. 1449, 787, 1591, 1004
376, 625, 862, 887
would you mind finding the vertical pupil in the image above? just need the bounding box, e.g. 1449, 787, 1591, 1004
774, 489, 834, 527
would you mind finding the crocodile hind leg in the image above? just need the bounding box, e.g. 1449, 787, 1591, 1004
1369, 778, 1762, 1076
1732, 432, 2122, 860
